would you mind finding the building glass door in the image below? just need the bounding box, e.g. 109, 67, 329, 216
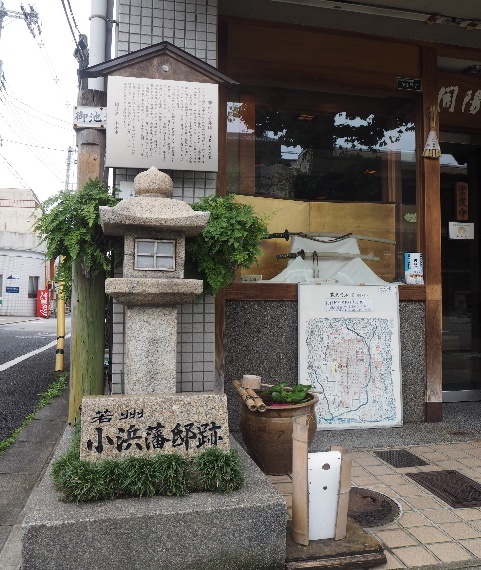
441, 133, 481, 401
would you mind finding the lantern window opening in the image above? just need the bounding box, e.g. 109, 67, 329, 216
134, 239, 176, 271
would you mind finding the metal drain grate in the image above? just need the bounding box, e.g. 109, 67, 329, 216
407, 470, 481, 508
348, 487, 400, 528
375, 449, 428, 468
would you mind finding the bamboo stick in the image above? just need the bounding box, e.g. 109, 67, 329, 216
232, 380, 258, 411
331, 445, 352, 541
245, 387, 267, 412
291, 415, 309, 546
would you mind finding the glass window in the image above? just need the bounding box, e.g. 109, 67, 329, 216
28, 276, 39, 298
226, 87, 417, 283
134, 239, 175, 271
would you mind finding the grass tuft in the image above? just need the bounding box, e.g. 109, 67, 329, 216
194, 447, 245, 493
51, 427, 243, 503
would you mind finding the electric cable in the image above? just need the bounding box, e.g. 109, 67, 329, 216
0, 102, 65, 182
4, 96, 72, 131
0, 82, 69, 174
0, 152, 29, 188
2, 138, 71, 152
66, 0, 81, 35
60, 0, 78, 47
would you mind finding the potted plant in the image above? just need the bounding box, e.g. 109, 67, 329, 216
238, 382, 318, 475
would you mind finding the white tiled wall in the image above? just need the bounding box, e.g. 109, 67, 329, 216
109, 1, 218, 395
116, 0, 217, 66
0, 251, 46, 317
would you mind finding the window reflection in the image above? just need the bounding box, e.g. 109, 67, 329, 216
226, 87, 417, 283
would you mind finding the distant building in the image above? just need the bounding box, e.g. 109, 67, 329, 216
0, 188, 48, 316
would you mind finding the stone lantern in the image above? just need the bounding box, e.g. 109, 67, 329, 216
99, 167, 210, 395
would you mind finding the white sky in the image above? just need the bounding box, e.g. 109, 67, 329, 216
0, 1, 92, 202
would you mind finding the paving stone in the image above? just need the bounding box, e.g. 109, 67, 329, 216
425, 541, 473, 563
408, 525, 450, 544
374, 529, 418, 548
391, 546, 439, 567
438, 522, 480, 540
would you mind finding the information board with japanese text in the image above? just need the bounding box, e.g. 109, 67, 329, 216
299, 284, 403, 430
106, 76, 218, 171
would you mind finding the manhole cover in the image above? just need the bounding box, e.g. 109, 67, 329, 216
375, 449, 428, 468
407, 470, 481, 508
348, 487, 400, 528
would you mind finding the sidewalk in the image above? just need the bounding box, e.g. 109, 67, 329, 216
0, 392, 68, 570
4, 394, 481, 568
271, 439, 481, 569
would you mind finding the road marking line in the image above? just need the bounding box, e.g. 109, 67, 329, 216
0, 334, 71, 371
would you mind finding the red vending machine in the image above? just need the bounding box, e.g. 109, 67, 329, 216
36, 289, 50, 318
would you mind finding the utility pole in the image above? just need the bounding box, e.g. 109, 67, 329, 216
0, 2, 39, 80
64, 146, 75, 191
69, 0, 110, 424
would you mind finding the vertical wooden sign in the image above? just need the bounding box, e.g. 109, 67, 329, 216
455, 182, 469, 221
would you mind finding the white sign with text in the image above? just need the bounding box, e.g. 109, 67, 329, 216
106, 76, 218, 171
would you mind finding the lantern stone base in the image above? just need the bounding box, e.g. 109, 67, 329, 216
21, 427, 287, 570
125, 305, 178, 393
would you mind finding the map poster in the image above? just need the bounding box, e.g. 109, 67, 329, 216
106, 76, 218, 171
298, 283, 402, 430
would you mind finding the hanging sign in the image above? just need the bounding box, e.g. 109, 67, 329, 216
105, 76, 218, 171
73, 106, 107, 128
397, 77, 422, 91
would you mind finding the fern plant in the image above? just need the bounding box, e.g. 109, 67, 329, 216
33, 179, 121, 296
186, 194, 268, 296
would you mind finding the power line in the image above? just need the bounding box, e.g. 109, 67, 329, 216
59, 0, 89, 69
0, 151, 29, 188
2, 86, 72, 131
66, 0, 81, 35
60, 0, 78, 48
2, 138, 72, 152
0, 81, 69, 164
0, 98, 65, 181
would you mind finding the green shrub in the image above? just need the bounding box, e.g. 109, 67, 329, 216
186, 194, 268, 295
51, 429, 244, 503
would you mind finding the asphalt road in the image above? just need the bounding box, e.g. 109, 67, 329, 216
0, 316, 71, 441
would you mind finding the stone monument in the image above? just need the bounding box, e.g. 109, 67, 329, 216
80, 167, 230, 460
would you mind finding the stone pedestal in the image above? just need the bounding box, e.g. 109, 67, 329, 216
125, 306, 177, 393
22, 429, 287, 570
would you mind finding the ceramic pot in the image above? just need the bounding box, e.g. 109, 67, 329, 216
240, 393, 318, 475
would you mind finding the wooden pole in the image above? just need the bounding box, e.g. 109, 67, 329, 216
291, 414, 309, 546
331, 445, 352, 541
69, 88, 107, 424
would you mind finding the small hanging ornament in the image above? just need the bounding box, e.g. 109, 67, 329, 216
422, 105, 442, 158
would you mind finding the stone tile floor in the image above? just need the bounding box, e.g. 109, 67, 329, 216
269, 440, 481, 568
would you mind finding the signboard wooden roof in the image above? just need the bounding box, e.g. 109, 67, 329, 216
80, 40, 239, 86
